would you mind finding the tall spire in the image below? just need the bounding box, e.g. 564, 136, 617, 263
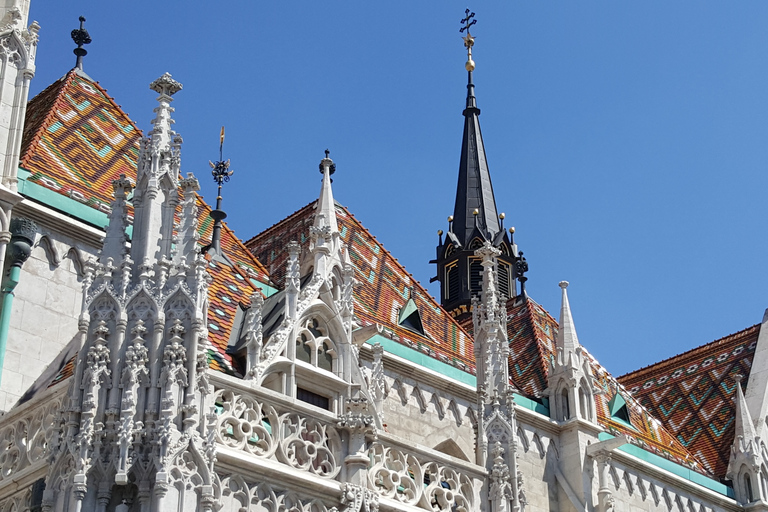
453, 10, 499, 247
433, 12, 523, 319
71, 16, 91, 71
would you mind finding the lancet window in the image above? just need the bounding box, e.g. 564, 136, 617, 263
296, 317, 337, 374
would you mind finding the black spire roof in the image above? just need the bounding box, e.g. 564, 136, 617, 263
451, 68, 500, 247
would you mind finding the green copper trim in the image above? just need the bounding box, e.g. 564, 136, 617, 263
597, 432, 734, 497
365, 334, 549, 416
0, 265, 20, 386
18, 167, 111, 230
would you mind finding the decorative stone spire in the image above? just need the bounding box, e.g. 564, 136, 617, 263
310, 150, 340, 279
315, 149, 339, 235
471, 239, 525, 512
545, 281, 596, 424
44, 77, 216, 510
556, 281, 579, 355
130, 73, 183, 271
71, 16, 91, 70
100, 174, 133, 265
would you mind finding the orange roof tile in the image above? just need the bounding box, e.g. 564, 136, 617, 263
619, 324, 759, 478
21, 70, 142, 213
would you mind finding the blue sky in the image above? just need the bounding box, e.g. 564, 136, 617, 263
30, 2, 768, 376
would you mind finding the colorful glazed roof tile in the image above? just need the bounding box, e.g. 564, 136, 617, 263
246, 201, 476, 371
21, 69, 142, 214
619, 324, 759, 478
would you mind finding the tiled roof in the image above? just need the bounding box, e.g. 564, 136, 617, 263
618, 324, 759, 478
246, 202, 476, 371
592, 351, 708, 474
506, 299, 557, 397
21, 69, 142, 214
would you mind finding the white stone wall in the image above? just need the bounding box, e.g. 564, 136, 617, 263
606, 457, 739, 512
378, 369, 476, 463
516, 422, 558, 511
0, 230, 95, 411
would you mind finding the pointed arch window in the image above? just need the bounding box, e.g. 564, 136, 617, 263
560, 388, 570, 421
295, 317, 338, 374
445, 261, 459, 300
469, 257, 482, 294
745, 473, 754, 503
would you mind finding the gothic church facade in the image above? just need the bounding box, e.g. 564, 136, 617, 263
0, 2, 766, 511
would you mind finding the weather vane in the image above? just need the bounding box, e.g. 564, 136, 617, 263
460, 9, 476, 72
207, 127, 233, 254
71, 16, 91, 70
209, 126, 233, 193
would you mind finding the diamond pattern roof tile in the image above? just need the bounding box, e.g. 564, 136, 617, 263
618, 324, 759, 478
21, 70, 142, 213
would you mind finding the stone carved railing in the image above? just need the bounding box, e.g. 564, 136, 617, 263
212, 387, 341, 479
211, 378, 482, 512
0, 386, 65, 487
368, 440, 477, 512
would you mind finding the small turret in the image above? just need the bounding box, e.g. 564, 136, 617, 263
727, 375, 768, 506
544, 281, 596, 423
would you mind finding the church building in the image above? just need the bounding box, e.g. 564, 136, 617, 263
0, 2, 765, 511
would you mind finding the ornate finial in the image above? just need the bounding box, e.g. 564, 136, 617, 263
206, 127, 233, 256
150, 72, 183, 97
319, 149, 336, 175
71, 16, 92, 70
460, 9, 476, 72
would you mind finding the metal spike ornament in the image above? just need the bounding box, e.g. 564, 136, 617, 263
207, 126, 233, 255
71, 16, 92, 70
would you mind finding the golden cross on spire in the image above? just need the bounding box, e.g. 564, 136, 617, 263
460, 9, 477, 72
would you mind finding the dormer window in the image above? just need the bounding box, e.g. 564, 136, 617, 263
608, 393, 632, 425
398, 296, 425, 335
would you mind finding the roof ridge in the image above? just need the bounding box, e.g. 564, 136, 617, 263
20, 70, 77, 168
244, 201, 316, 246
618, 323, 760, 382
